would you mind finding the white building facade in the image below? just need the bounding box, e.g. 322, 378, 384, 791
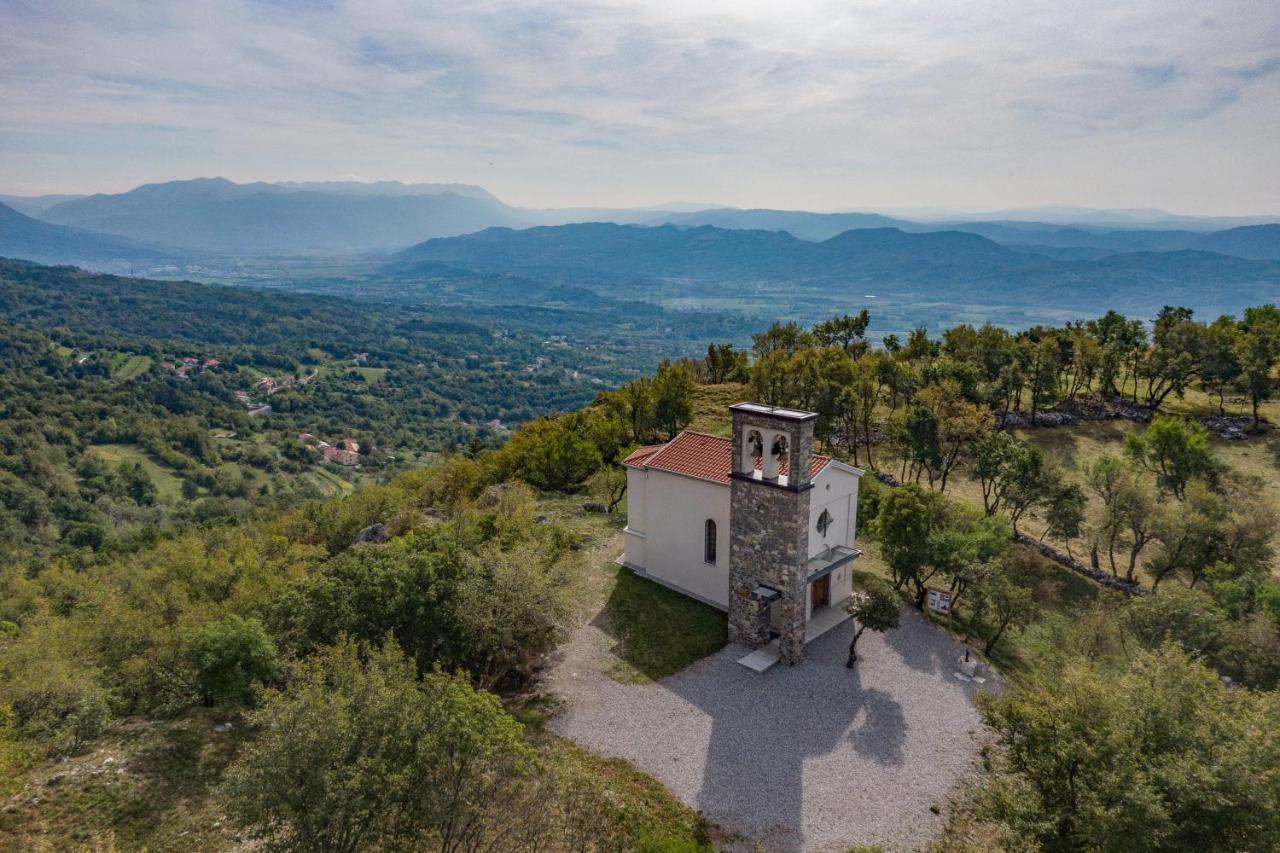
622, 406, 863, 658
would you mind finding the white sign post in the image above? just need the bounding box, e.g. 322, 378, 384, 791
926, 587, 952, 615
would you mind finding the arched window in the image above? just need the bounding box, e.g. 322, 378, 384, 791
704, 519, 717, 564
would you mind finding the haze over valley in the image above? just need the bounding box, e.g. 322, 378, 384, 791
3, 176, 1278, 354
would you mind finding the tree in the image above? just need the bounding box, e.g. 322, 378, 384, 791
524, 426, 603, 492
1084, 454, 1131, 575
1200, 315, 1241, 416
1147, 481, 1225, 590
455, 538, 575, 689
618, 378, 656, 443
185, 615, 281, 706
974, 570, 1034, 656
975, 432, 1050, 533
223, 639, 535, 853
1021, 334, 1060, 420
1042, 480, 1085, 557
875, 484, 944, 599
751, 321, 813, 360
812, 310, 871, 355
652, 360, 695, 440
1124, 416, 1216, 499
588, 464, 627, 513
978, 645, 1280, 852
902, 406, 941, 485
917, 380, 991, 492
1142, 305, 1206, 409
704, 342, 748, 384
1235, 304, 1280, 430
845, 577, 900, 667
846, 353, 885, 468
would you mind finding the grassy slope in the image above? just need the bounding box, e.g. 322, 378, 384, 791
87, 444, 184, 504
110, 354, 152, 381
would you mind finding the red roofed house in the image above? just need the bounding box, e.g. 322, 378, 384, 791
622, 402, 863, 666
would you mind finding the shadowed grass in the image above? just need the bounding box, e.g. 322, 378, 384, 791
599, 567, 727, 684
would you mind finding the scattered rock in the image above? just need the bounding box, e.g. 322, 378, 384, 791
475, 483, 509, 509
533, 514, 550, 524
581, 501, 608, 514
1198, 413, 1257, 440
354, 523, 390, 545
46, 773, 68, 787
213, 722, 234, 733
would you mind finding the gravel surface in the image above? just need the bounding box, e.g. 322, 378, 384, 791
547, 605, 997, 852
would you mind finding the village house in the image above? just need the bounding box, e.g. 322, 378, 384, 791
622, 403, 863, 666
321, 437, 361, 466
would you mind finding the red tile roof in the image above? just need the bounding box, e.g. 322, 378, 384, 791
624, 431, 830, 485
621, 444, 665, 467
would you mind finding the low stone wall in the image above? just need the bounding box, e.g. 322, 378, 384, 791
868, 470, 1143, 596
1014, 532, 1144, 596
995, 396, 1257, 440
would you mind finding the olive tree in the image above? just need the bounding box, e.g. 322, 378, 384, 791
845, 576, 900, 667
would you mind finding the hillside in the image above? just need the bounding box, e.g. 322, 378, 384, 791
0, 200, 167, 267
1192, 224, 1280, 260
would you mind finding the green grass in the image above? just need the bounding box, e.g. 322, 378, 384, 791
599, 566, 727, 684
110, 354, 152, 381
352, 366, 388, 384
687, 382, 747, 435
0, 712, 246, 851
87, 444, 184, 504
302, 466, 354, 496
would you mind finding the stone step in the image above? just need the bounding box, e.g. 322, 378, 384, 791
737, 640, 781, 673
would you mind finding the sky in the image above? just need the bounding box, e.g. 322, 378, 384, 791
1, 0, 1278, 214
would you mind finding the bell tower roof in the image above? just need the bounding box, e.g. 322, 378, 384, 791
728, 402, 818, 423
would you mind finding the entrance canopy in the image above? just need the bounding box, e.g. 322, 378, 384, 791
805, 544, 861, 582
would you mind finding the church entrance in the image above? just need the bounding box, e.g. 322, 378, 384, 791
810, 574, 830, 611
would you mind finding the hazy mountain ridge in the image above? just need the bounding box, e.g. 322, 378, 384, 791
389, 221, 1280, 320
10, 177, 1279, 260
41, 178, 529, 252
0, 200, 169, 266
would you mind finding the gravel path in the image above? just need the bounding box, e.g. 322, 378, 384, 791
547, 604, 997, 852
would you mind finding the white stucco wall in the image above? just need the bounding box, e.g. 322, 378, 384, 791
623, 465, 648, 569
804, 463, 863, 619
624, 466, 731, 608
625, 456, 863, 619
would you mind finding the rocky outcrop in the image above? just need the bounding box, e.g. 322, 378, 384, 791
354, 522, 390, 545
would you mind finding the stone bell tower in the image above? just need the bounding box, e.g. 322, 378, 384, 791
727, 402, 816, 664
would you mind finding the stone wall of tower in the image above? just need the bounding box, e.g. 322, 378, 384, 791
727, 406, 815, 664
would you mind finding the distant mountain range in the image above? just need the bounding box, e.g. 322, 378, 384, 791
34, 177, 528, 253
389, 222, 1280, 322
0, 200, 168, 267
1, 177, 1277, 267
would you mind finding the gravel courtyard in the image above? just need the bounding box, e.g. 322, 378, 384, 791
547, 605, 996, 851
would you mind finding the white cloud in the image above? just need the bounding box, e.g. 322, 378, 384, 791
0, 0, 1276, 212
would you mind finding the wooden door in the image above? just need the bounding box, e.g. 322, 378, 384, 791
811, 574, 830, 611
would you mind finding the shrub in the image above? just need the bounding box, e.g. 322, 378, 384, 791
185, 615, 282, 706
